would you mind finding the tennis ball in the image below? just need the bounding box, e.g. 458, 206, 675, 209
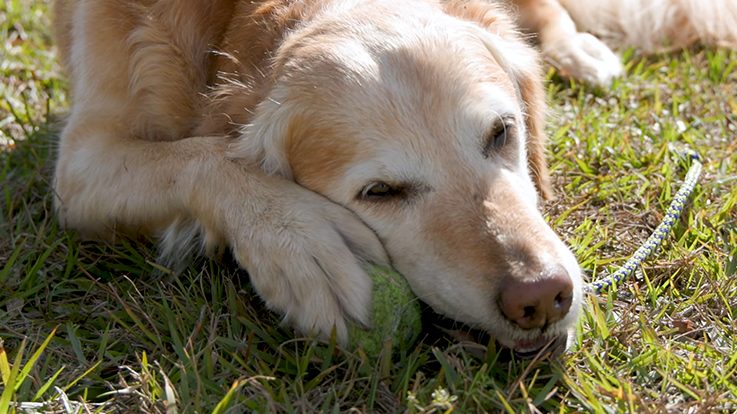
348, 265, 422, 357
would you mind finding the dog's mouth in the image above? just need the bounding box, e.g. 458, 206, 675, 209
509, 335, 568, 359
423, 309, 571, 360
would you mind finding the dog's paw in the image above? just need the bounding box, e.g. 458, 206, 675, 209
544, 32, 623, 86
228, 186, 388, 343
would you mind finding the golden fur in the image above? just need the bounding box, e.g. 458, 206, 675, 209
52, 0, 734, 349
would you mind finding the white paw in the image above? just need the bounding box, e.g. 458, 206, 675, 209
228, 184, 388, 344
544, 32, 623, 86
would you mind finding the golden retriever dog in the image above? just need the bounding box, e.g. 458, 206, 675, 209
52, 0, 736, 356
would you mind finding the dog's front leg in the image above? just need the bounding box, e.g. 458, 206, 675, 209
54, 124, 387, 343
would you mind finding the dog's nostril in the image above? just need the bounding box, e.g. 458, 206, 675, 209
554, 293, 564, 308
499, 265, 574, 330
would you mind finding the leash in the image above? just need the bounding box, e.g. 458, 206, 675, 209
586, 150, 703, 294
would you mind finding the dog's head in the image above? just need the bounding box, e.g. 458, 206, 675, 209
233, 0, 583, 355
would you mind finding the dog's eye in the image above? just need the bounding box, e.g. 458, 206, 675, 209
360, 182, 402, 200
483, 117, 516, 157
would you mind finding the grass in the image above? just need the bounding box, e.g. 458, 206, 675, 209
1, 0, 736, 412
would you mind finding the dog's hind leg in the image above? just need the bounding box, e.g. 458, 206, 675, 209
513, 0, 624, 85
559, 0, 737, 52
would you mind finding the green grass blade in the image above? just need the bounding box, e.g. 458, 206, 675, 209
14, 327, 57, 392
32, 365, 65, 401
211, 379, 245, 414
0, 338, 26, 414
0, 340, 10, 385
0, 242, 23, 285
59, 360, 102, 394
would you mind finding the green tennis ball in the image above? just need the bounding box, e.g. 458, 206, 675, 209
348, 265, 422, 356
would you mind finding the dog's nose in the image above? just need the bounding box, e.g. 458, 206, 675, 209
499, 265, 573, 330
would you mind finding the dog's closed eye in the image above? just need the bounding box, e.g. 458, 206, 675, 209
359, 181, 406, 201
483, 115, 517, 158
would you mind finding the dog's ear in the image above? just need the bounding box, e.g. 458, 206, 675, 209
227, 85, 296, 178
516, 63, 554, 200
443, 0, 554, 200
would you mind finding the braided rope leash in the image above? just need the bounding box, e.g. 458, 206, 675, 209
586, 151, 703, 294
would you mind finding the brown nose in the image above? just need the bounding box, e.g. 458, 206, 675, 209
499, 265, 574, 330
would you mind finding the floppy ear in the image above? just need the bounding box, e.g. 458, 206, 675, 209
227, 85, 296, 178
443, 0, 554, 200
516, 64, 554, 200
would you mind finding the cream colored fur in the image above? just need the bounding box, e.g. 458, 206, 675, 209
513, 0, 737, 85
561, 0, 737, 52
53, 0, 730, 348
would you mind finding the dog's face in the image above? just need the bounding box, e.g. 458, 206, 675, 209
236, 3, 583, 354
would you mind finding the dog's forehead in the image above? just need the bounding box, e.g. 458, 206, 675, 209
334, 32, 517, 100
284, 15, 520, 100
294, 31, 522, 139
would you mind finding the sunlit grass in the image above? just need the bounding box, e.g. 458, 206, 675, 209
1, 0, 736, 412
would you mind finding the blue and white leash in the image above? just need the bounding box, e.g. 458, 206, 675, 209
586, 151, 703, 294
